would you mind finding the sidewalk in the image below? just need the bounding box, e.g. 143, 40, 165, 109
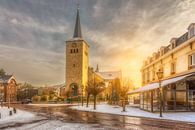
71, 104, 195, 122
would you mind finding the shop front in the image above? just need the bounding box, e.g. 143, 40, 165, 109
130, 74, 195, 112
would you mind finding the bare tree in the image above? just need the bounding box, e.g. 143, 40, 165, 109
86, 79, 105, 110
120, 79, 131, 112
0, 69, 6, 76
81, 85, 84, 106
85, 85, 91, 107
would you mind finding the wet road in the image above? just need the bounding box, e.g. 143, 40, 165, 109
11, 104, 195, 130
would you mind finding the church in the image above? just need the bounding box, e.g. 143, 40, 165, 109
62, 7, 122, 99
64, 6, 89, 97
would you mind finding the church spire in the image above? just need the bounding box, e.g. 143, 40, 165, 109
73, 4, 82, 38
95, 64, 99, 72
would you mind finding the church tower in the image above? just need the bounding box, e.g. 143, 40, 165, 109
65, 6, 89, 96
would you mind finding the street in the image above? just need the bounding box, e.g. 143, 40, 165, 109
9, 104, 195, 130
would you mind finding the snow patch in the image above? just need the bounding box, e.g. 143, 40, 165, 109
0, 107, 36, 125
27, 103, 73, 107
71, 104, 195, 122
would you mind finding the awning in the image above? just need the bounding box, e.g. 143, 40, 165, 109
128, 74, 193, 95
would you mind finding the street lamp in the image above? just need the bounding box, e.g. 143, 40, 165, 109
156, 69, 163, 117
8, 85, 10, 109
81, 85, 84, 106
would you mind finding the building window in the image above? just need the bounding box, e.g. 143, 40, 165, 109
189, 54, 195, 68
71, 49, 79, 53
147, 71, 150, 82
142, 73, 145, 84
170, 62, 176, 74
152, 70, 155, 80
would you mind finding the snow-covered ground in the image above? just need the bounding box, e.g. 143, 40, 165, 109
5, 120, 105, 130
71, 104, 195, 122
0, 107, 36, 126
0, 107, 107, 130
27, 103, 73, 107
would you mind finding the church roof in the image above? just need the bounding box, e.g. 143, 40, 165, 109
73, 8, 82, 38
97, 71, 122, 80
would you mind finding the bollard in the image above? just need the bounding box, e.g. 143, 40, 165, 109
9, 110, 12, 116
13, 108, 17, 113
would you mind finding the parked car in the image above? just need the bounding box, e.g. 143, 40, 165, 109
21, 99, 32, 104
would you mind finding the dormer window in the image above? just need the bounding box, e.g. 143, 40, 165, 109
152, 53, 157, 60
171, 42, 176, 49
170, 38, 177, 49
189, 28, 195, 38
160, 47, 165, 56
188, 23, 195, 39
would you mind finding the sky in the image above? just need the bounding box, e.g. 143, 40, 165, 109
0, 0, 195, 87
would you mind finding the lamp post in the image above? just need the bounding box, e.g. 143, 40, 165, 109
156, 69, 163, 117
8, 85, 10, 109
81, 85, 84, 106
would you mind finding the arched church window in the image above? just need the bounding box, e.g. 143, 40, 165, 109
70, 84, 78, 96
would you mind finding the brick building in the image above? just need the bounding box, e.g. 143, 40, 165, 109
0, 75, 17, 102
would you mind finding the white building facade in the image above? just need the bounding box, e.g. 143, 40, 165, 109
130, 23, 195, 112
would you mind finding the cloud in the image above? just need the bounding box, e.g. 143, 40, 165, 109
0, 0, 195, 86
0, 44, 64, 85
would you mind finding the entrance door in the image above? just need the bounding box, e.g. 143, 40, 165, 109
70, 83, 78, 96
188, 81, 195, 111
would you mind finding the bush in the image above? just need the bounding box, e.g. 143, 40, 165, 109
41, 95, 49, 102
32, 96, 41, 102
49, 94, 55, 100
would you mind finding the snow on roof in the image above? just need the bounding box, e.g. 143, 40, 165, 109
128, 73, 193, 94
97, 71, 122, 80
0, 75, 14, 84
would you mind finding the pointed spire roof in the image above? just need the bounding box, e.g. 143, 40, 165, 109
73, 6, 82, 38
95, 64, 99, 72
